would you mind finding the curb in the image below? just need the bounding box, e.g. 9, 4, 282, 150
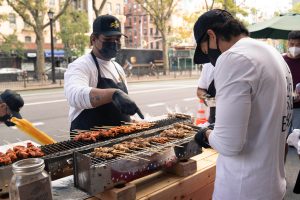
3, 76, 200, 92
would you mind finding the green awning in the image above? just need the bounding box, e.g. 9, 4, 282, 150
248, 13, 300, 40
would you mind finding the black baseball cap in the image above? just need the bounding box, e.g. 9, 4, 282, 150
193, 9, 233, 64
93, 15, 126, 37
0, 89, 24, 119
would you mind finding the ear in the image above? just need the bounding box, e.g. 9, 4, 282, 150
90, 34, 96, 46
207, 29, 217, 42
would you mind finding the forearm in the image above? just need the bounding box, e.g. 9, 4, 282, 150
89, 88, 118, 107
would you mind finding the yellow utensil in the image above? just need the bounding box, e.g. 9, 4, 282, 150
10, 117, 56, 145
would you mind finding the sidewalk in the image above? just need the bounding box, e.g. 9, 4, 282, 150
0, 70, 201, 91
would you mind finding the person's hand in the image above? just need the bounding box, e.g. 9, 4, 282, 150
112, 89, 144, 119
194, 127, 211, 148
201, 94, 211, 106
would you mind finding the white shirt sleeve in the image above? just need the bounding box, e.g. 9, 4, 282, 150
198, 63, 214, 89
209, 52, 257, 156
198, 64, 209, 89
64, 58, 94, 109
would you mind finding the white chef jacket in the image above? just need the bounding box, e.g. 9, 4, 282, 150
209, 37, 293, 200
64, 54, 127, 122
198, 63, 214, 89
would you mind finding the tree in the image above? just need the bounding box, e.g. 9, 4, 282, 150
291, 2, 300, 13
215, 0, 248, 17
135, 0, 178, 73
92, 0, 108, 17
0, 33, 24, 58
6, 0, 71, 79
58, 7, 89, 63
170, 12, 201, 44
204, 0, 215, 11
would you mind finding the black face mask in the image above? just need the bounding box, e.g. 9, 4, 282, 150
0, 114, 14, 127
99, 41, 120, 59
207, 38, 222, 66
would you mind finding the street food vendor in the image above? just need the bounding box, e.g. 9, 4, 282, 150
64, 15, 144, 134
193, 9, 292, 200
197, 62, 216, 123
0, 89, 24, 127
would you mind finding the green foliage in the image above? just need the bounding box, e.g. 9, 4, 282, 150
58, 7, 89, 58
171, 12, 201, 44
215, 0, 248, 17
0, 33, 24, 58
291, 2, 300, 13
135, 0, 177, 36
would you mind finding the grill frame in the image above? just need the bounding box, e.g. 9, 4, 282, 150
73, 136, 201, 195
0, 115, 193, 195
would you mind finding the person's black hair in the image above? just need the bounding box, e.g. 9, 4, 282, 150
202, 18, 249, 42
288, 31, 300, 40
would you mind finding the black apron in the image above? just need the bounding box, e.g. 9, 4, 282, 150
207, 80, 216, 124
70, 52, 130, 135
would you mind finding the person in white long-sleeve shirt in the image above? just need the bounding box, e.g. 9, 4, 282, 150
197, 63, 216, 123
64, 15, 143, 134
193, 9, 293, 200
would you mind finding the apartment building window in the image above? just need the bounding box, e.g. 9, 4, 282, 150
143, 16, 147, 23
49, 0, 55, 6
143, 29, 147, 35
107, 2, 112, 14
156, 42, 159, 49
155, 28, 159, 35
128, 17, 132, 26
150, 42, 153, 49
8, 13, 16, 25
150, 28, 153, 35
134, 16, 136, 23
116, 3, 121, 15
25, 36, 32, 43
134, 30, 137, 36
124, 0, 128, 3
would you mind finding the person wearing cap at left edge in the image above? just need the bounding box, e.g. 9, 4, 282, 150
0, 89, 24, 127
64, 15, 144, 136
193, 9, 292, 200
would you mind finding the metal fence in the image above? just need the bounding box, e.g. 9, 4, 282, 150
0, 68, 201, 91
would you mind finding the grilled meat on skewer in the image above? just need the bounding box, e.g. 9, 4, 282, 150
94, 147, 115, 154
0, 155, 12, 165
131, 138, 151, 147
150, 137, 171, 144
113, 144, 130, 152
159, 129, 187, 138
0, 143, 44, 165
91, 152, 114, 159
173, 123, 195, 131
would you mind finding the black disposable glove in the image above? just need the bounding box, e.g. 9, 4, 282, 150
207, 123, 215, 130
194, 127, 211, 148
112, 89, 144, 119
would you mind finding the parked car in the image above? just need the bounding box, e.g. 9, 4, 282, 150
45, 67, 67, 80
0, 68, 26, 82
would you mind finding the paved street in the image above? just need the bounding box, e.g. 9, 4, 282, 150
0, 79, 200, 144
0, 78, 299, 199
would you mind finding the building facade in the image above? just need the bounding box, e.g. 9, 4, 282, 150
123, 0, 163, 50
0, 0, 125, 70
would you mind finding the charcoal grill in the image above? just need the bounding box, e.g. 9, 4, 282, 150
0, 114, 193, 194
73, 136, 200, 195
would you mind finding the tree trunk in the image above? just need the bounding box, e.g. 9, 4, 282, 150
35, 28, 45, 80
161, 33, 169, 75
